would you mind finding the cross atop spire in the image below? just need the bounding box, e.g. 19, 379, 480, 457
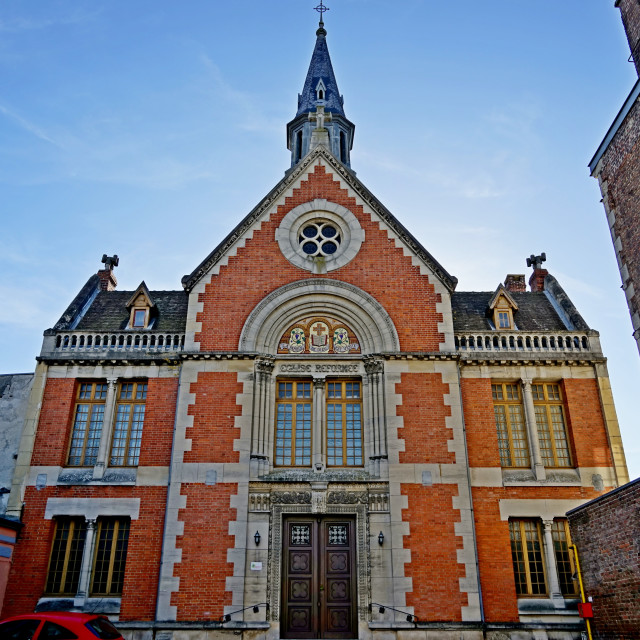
314, 1, 329, 34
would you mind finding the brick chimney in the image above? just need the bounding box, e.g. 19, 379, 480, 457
98, 254, 119, 291
526, 253, 547, 292
616, 0, 640, 76
504, 274, 526, 293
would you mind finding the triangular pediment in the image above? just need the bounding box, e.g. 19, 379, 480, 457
182, 146, 457, 294
488, 284, 518, 312
126, 281, 155, 309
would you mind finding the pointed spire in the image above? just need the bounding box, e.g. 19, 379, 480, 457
296, 18, 345, 118
286, 4, 355, 169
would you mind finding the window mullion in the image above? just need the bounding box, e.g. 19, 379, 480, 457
521, 379, 546, 480
313, 378, 324, 471
93, 378, 118, 479
75, 518, 97, 605
341, 386, 348, 465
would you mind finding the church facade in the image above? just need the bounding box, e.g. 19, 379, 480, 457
2, 17, 629, 640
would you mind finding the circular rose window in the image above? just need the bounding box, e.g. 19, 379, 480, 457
275, 199, 364, 273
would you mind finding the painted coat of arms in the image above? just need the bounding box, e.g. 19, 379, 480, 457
288, 327, 306, 353
309, 322, 330, 353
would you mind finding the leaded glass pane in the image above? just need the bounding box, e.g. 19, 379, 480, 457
127, 405, 145, 465
524, 521, 546, 595
275, 381, 312, 467
535, 405, 554, 466
552, 520, 578, 596
510, 520, 547, 596
110, 405, 131, 466
295, 404, 311, 465
45, 518, 86, 595
509, 521, 527, 595
275, 404, 293, 465
326, 403, 343, 466
345, 404, 362, 466
550, 405, 570, 467
68, 404, 89, 466
493, 384, 529, 468
508, 405, 529, 467
495, 405, 511, 466
91, 519, 130, 596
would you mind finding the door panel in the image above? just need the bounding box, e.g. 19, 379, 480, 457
282, 517, 356, 639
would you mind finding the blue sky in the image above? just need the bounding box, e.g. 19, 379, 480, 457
1, 0, 639, 479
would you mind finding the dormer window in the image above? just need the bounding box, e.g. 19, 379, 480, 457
315, 79, 327, 102
488, 285, 518, 331
126, 282, 155, 330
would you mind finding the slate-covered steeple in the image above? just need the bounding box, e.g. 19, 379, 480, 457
287, 17, 355, 169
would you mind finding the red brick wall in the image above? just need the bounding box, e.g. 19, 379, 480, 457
472, 485, 607, 623
598, 99, 640, 347
562, 379, 612, 469
471, 489, 518, 621
185, 372, 243, 464
618, 0, 640, 75
139, 377, 179, 466
195, 164, 444, 352
31, 379, 76, 466
171, 483, 237, 620
401, 484, 465, 621
31, 376, 179, 468
568, 479, 640, 640
461, 378, 501, 468
396, 373, 455, 464
1, 486, 166, 620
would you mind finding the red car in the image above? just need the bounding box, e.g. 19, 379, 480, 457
0, 612, 124, 640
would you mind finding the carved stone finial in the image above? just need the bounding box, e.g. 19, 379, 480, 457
526, 252, 546, 269
101, 254, 119, 271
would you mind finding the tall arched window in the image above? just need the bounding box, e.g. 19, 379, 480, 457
340, 131, 347, 163
296, 130, 303, 162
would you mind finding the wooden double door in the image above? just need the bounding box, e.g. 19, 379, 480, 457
281, 517, 357, 639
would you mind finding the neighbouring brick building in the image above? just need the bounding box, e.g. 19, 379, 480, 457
590, 0, 640, 355
1, 14, 630, 640
567, 478, 640, 640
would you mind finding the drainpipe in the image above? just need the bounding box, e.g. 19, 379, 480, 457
455, 360, 485, 627
155, 362, 185, 621
569, 544, 593, 640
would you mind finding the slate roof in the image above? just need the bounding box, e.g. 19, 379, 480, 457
296, 28, 346, 117
451, 292, 578, 332
73, 290, 188, 332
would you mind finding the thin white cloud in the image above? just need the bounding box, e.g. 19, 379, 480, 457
0, 103, 61, 146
